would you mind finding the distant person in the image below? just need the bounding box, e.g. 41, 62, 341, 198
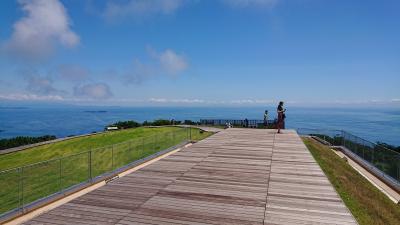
264, 110, 269, 127
244, 118, 249, 128
277, 101, 286, 133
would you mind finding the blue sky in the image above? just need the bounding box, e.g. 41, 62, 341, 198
0, 0, 399, 107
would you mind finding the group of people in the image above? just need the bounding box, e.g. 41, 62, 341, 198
224, 101, 286, 133
264, 101, 286, 133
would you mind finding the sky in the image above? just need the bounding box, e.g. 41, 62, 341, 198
0, 0, 399, 107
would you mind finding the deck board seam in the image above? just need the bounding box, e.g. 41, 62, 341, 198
263, 132, 276, 225
114, 133, 224, 225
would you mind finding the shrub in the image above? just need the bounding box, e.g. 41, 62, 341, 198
0, 135, 57, 150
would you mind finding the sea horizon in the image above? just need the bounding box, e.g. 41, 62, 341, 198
1, 105, 399, 146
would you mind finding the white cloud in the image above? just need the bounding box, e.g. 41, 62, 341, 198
158, 49, 188, 75
103, 0, 186, 22
149, 98, 205, 104
230, 99, 274, 104
0, 93, 64, 101
125, 47, 189, 84
222, 0, 279, 8
24, 73, 66, 95
3, 0, 79, 60
73, 83, 113, 99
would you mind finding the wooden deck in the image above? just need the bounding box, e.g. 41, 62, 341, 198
22, 129, 357, 225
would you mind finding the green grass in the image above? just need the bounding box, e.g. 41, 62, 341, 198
0, 126, 213, 215
303, 137, 400, 225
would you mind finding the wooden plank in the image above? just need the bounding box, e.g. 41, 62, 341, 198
22, 129, 357, 225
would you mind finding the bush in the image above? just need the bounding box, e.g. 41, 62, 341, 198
110, 120, 141, 129
183, 120, 198, 125
151, 119, 173, 126
0, 135, 57, 150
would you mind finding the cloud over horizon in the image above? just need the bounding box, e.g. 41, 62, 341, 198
73, 83, 113, 100
125, 47, 189, 84
2, 0, 79, 61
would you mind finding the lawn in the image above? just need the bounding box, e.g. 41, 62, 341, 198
303, 137, 400, 225
0, 126, 213, 216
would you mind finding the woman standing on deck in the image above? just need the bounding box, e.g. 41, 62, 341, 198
277, 101, 286, 133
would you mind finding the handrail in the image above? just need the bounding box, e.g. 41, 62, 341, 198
0, 128, 185, 173
0, 127, 192, 219
297, 127, 400, 188
298, 128, 399, 155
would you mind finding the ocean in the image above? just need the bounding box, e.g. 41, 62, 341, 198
0, 106, 399, 146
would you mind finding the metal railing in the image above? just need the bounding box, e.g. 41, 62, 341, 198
0, 128, 191, 219
200, 119, 276, 128
297, 128, 400, 190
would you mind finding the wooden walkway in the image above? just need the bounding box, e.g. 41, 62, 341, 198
22, 129, 357, 225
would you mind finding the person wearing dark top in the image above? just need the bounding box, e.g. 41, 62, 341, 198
277, 101, 286, 133
264, 110, 269, 127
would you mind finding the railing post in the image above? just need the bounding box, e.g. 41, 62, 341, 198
88, 151, 92, 182
341, 130, 345, 146
59, 158, 62, 191
111, 145, 114, 170
189, 126, 192, 142
142, 137, 144, 157
396, 156, 400, 182
154, 134, 157, 152
20, 167, 24, 213
362, 140, 365, 159
18, 167, 22, 212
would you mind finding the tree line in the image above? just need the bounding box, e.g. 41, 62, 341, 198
108, 119, 198, 129
0, 135, 57, 151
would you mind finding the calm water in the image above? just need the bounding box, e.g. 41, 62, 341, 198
0, 106, 399, 145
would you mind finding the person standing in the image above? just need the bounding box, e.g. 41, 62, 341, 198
264, 110, 269, 127
277, 101, 286, 133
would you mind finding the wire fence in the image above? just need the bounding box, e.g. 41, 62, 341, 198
297, 128, 400, 187
0, 128, 191, 217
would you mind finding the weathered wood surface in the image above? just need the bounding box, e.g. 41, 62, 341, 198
23, 129, 357, 225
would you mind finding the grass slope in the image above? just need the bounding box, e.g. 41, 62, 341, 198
303, 137, 400, 225
0, 126, 209, 171
0, 126, 213, 215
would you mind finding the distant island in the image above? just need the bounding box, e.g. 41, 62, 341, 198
84, 110, 108, 113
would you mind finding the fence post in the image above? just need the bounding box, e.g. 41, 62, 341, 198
20, 167, 24, 213
189, 127, 192, 142
396, 156, 400, 182
142, 137, 144, 157
59, 158, 62, 191
88, 151, 92, 182
341, 130, 345, 146
362, 140, 365, 159
111, 145, 114, 170
154, 134, 157, 153
372, 145, 375, 164
18, 167, 22, 212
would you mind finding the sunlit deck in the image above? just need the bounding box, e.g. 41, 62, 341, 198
22, 128, 357, 225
